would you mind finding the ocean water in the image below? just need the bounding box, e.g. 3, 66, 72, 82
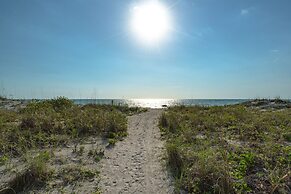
73, 99, 248, 109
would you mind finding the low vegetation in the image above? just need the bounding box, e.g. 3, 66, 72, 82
56, 165, 99, 185
160, 102, 291, 193
0, 97, 144, 193
0, 97, 143, 157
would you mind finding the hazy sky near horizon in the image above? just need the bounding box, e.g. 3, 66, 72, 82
0, 0, 291, 99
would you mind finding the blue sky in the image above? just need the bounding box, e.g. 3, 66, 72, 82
0, 0, 291, 99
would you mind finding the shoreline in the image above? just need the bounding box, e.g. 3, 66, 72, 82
1, 98, 290, 111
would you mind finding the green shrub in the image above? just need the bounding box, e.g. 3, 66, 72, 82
47, 96, 74, 111
108, 138, 117, 146
0, 155, 9, 166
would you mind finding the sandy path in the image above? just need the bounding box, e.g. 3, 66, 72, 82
98, 109, 173, 194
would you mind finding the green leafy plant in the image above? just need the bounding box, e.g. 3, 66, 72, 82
108, 138, 117, 146
0, 155, 9, 166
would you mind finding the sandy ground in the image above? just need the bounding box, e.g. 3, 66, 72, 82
98, 109, 173, 194
0, 137, 105, 194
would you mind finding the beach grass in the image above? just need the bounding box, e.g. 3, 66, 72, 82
0, 97, 133, 157
160, 104, 291, 193
0, 97, 145, 193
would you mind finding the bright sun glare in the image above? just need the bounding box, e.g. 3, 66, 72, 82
130, 0, 171, 46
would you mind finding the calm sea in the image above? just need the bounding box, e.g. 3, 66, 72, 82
73, 99, 248, 109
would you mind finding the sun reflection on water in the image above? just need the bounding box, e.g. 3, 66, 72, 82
73, 99, 247, 109
128, 99, 175, 109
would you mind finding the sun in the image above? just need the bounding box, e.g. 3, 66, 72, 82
130, 1, 171, 46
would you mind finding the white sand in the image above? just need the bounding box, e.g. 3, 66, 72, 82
98, 109, 173, 194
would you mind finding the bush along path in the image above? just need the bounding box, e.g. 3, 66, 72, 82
98, 109, 173, 193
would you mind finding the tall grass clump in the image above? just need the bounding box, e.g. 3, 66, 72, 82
2, 151, 51, 193
166, 143, 183, 178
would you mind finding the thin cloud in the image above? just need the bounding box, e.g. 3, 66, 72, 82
241, 7, 254, 16
241, 9, 249, 15
270, 49, 280, 53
